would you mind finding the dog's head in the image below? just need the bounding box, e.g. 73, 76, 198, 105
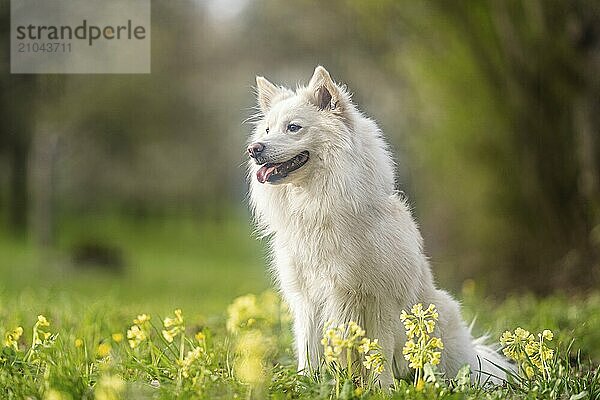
247, 66, 353, 186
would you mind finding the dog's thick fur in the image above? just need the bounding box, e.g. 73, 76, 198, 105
247, 66, 509, 386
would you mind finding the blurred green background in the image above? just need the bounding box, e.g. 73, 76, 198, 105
1, 0, 599, 315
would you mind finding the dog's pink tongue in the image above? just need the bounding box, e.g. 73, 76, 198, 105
257, 165, 277, 183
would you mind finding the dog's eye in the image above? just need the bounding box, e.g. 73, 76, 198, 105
287, 123, 302, 133
265, 127, 269, 134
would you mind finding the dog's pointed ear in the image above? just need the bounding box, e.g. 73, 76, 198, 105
256, 76, 280, 113
308, 66, 343, 112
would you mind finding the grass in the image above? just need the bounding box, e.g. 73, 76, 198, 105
0, 212, 270, 314
0, 214, 599, 399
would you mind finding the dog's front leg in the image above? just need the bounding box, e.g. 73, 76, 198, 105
362, 298, 397, 390
323, 292, 396, 389
289, 298, 321, 374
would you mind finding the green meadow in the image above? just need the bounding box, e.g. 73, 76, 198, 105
1, 216, 599, 399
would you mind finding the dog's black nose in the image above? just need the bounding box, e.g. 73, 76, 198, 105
247, 142, 265, 158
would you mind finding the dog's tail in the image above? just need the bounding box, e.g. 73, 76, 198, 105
472, 335, 516, 385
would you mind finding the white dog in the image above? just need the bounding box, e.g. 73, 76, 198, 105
247, 66, 509, 387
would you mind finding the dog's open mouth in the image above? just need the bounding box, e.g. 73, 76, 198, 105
256, 151, 310, 183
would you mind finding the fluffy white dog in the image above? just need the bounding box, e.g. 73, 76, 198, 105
247, 66, 509, 387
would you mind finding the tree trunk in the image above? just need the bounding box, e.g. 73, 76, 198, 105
8, 133, 30, 235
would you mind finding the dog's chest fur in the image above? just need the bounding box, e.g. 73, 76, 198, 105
273, 189, 367, 293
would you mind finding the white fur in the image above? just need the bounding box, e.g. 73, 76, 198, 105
247, 66, 511, 387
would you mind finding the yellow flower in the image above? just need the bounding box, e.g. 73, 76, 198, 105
514, 327, 531, 340
37, 315, 50, 327
126, 313, 152, 348
324, 346, 336, 363
541, 329, 553, 341
234, 330, 272, 386
411, 303, 424, 317
321, 321, 386, 377
97, 342, 111, 358
133, 314, 151, 325
499, 327, 554, 379
44, 388, 71, 400
236, 357, 263, 386
162, 309, 185, 343
163, 309, 184, 328
3, 326, 23, 351
525, 366, 534, 378
32, 316, 53, 349
226, 291, 288, 334
127, 325, 147, 349
226, 294, 259, 333
74, 338, 83, 348
95, 374, 124, 400
195, 331, 206, 343
181, 347, 207, 378
162, 328, 179, 343
111, 333, 123, 343
500, 330, 513, 346
401, 303, 443, 386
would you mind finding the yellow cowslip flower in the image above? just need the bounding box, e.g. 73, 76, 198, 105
97, 342, 111, 358
162, 328, 183, 343
429, 350, 442, 366
416, 377, 425, 391
163, 309, 184, 328
3, 326, 23, 351
127, 325, 147, 349
541, 329, 553, 341
525, 366, 534, 378
75, 338, 84, 348
181, 347, 206, 378
514, 327, 531, 340
37, 315, 50, 327
133, 314, 151, 325
349, 321, 365, 337
500, 328, 554, 379
411, 303, 424, 317
195, 331, 205, 343
44, 388, 70, 400
226, 294, 259, 333
111, 333, 123, 343
425, 320, 435, 334
429, 337, 444, 350
226, 291, 287, 334
234, 329, 272, 386
401, 303, 443, 386
236, 357, 263, 386
32, 316, 53, 349
162, 309, 185, 343
358, 338, 380, 354
321, 321, 385, 377
364, 351, 385, 373
95, 374, 125, 400
324, 345, 341, 363
401, 303, 439, 340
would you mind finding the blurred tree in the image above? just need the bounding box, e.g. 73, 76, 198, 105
344, 0, 600, 293
0, 1, 36, 236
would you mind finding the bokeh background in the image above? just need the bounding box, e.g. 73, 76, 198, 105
1, 0, 599, 315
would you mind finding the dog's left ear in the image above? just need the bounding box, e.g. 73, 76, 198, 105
308, 66, 346, 113
256, 76, 282, 113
